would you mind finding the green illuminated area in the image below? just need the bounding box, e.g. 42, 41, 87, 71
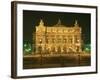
23, 42, 32, 54
83, 44, 91, 53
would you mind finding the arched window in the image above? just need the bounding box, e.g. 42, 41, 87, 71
58, 39, 61, 43
64, 39, 66, 43
63, 46, 67, 53
51, 47, 55, 52
57, 46, 61, 53
74, 35, 80, 43
52, 39, 55, 43
76, 46, 80, 52
38, 46, 42, 53
68, 36, 72, 43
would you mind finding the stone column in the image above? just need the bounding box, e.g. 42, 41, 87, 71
73, 35, 74, 44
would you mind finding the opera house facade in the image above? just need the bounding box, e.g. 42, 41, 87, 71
34, 19, 82, 54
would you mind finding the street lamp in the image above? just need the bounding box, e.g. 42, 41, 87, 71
39, 39, 42, 65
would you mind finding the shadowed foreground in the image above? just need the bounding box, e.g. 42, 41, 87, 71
23, 53, 91, 69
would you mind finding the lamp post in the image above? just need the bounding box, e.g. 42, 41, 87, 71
78, 52, 80, 66
76, 39, 81, 66
39, 39, 42, 65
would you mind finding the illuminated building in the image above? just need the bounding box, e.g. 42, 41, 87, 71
34, 19, 82, 54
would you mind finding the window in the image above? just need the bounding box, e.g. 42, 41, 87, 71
52, 39, 55, 43
58, 39, 61, 43
64, 39, 66, 43
74, 35, 80, 43
46, 39, 48, 43
68, 36, 72, 43
51, 47, 55, 52
69, 38, 72, 43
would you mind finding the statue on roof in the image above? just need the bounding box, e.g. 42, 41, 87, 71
74, 20, 79, 27
39, 19, 44, 26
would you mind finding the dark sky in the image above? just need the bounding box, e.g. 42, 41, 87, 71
23, 10, 91, 44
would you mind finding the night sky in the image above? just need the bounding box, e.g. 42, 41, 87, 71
23, 10, 91, 44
